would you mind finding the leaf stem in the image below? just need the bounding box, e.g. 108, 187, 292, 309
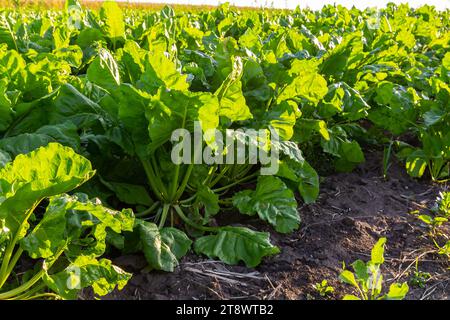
174, 163, 194, 200
208, 165, 231, 188
173, 205, 218, 232
0, 247, 64, 300
140, 157, 166, 202
135, 201, 160, 218
0, 204, 38, 288
211, 171, 259, 193
158, 204, 171, 229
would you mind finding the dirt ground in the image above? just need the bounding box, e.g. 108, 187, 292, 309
102, 151, 450, 300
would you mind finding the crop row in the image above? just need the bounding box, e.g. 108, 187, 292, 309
0, 1, 448, 299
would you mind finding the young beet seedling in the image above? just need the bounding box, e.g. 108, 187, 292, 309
410, 192, 450, 260
339, 238, 409, 300
313, 280, 335, 298
409, 259, 431, 289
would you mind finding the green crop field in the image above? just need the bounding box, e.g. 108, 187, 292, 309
0, 0, 449, 301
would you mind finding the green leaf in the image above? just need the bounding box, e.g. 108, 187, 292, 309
270, 140, 304, 163
423, 107, 447, 127
342, 294, 361, 300
258, 101, 297, 140
54, 46, 83, 69
101, 180, 153, 206
0, 90, 14, 132
368, 82, 418, 135
242, 59, 271, 104
293, 119, 329, 144
318, 82, 370, 121
43, 255, 131, 300
339, 270, 358, 287
195, 185, 220, 220
99, 1, 125, 44
87, 48, 121, 91
334, 140, 365, 172
277, 158, 319, 204
320, 33, 361, 79
0, 143, 95, 236
418, 214, 433, 225
371, 237, 386, 265
119, 40, 146, 83
443, 52, 450, 70
146, 88, 219, 152
125, 220, 191, 272
341, 140, 365, 163
278, 59, 328, 104
76, 28, 105, 49
367, 263, 383, 296
438, 241, 450, 256
160, 227, 192, 259
0, 123, 81, 158
0, 150, 11, 168
0, 15, 17, 50
65, 0, 82, 11
406, 150, 427, 178
21, 193, 134, 259
215, 57, 253, 122
385, 283, 409, 300
233, 176, 299, 233
0, 218, 10, 245
0, 133, 53, 158
194, 226, 280, 267
115, 84, 152, 154
138, 50, 189, 94
351, 259, 369, 281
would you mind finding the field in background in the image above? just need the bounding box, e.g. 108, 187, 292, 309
0, 0, 265, 11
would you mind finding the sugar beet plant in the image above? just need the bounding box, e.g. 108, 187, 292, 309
339, 238, 409, 300
0, 143, 133, 299
0, 0, 449, 274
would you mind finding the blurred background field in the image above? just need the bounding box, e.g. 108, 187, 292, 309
0, 0, 217, 10
0, 0, 448, 11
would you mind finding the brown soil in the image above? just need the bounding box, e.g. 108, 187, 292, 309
102, 151, 450, 300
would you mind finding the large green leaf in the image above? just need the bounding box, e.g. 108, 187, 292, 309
0, 143, 95, 236
124, 220, 191, 272
0, 122, 81, 157
254, 100, 297, 140
233, 176, 299, 233
318, 82, 370, 120
194, 226, 280, 267
99, 1, 125, 44
21, 193, 134, 259
146, 88, 219, 152
368, 82, 418, 135
0, 15, 17, 51
215, 57, 253, 122
43, 255, 131, 300
276, 158, 319, 204
115, 84, 152, 155
87, 48, 121, 91
137, 50, 189, 94
278, 59, 328, 104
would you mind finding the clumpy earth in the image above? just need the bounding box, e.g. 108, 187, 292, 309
98, 150, 449, 300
